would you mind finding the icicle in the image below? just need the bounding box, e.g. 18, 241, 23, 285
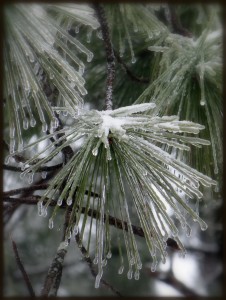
185, 224, 192, 237
10, 139, 16, 154
37, 201, 43, 216
42, 122, 48, 132
28, 172, 34, 184
42, 208, 48, 217
127, 268, 133, 280
57, 198, 63, 206
193, 217, 208, 231
48, 218, 54, 229
30, 117, 36, 127
134, 270, 140, 280
23, 118, 29, 130
86, 28, 93, 43
4, 155, 11, 165
95, 274, 101, 289
118, 265, 124, 275
151, 256, 158, 272
67, 198, 73, 206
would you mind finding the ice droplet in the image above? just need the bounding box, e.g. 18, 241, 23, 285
131, 56, 136, 64
92, 147, 98, 156
42, 208, 48, 217
42, 122, 48, 132
37, 201, 43, 216
200, 100, 205, 106
186, 225, 192, 237
67, 198, 73, 206
4, 155, 10, 165
87, 52, 94, 62
106, 251, 112, 259
102, 259, 107, 267
127, 269, 133, 279
134, 270, 140, 280
118, 265, 124, 274
48, 218, 54, 229
57, 198, 63, 206
30, 117, 36, 127
28, 172, 34, 184
41, 171, 47, 179
23, 118, 29, 130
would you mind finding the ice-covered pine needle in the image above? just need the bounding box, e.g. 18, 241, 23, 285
10, 103, 217, 285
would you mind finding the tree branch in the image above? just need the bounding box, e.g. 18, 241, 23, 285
75, 231, 123, 297
4, 196, 180, 251
40, 242, 68, 297
94, 3, 115, 110
11, 238, 36, 297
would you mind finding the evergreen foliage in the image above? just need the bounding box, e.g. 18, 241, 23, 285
3, 3, 222, 292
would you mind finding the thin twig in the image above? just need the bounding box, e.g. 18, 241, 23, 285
41, 114, 74, 297
40, 242, 68, 297
4, 196, 180, 251
114, 49, 150, 84
3, 163, 62, 173
75, 232, 123, 297
11, 238, 36, 297
94, 3, 115, 110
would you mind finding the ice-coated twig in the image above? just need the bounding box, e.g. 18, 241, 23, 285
11, 238, 36, 297
93, 3, 115, 110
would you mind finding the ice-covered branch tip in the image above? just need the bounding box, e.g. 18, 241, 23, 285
11, 102, 217, 286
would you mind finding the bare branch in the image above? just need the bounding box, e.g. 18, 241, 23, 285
93, 3, 115, 110
40, 242, 68, 297
75, 232, 123, 297
11, 238, 36, 297
4, 196, 180, 251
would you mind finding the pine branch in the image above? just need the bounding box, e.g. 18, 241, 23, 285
4, 196, 180, 251
75, 232, 123, 297
93, 3, 115, 110
11, 238, 36, 297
